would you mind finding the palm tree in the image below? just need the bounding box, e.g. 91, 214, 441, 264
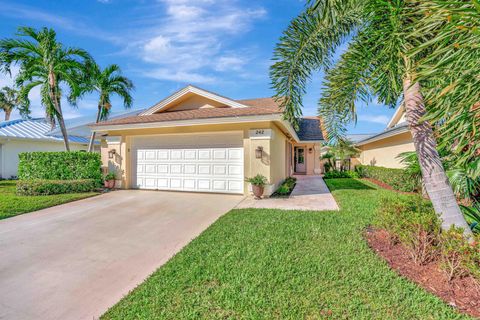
270, 0, 472, 235
411, 1, 480, 169
0, 86, 19, 121
82, 62, 134, 152
0, 27, 91, 151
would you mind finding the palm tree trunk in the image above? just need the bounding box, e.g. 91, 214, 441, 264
4, 109, 11, 121
49, 72, 70, 151
403, 76, 472, 236
88, 107, 102, 152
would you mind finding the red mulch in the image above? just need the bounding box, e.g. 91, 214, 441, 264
365, 228, 480, 318
362, 178, 418, 195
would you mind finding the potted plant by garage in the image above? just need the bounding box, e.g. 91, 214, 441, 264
246, 174, 268, 199
104, 172, 117, 189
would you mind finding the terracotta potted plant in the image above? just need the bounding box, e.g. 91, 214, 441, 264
246, 174, 268, 199
104, 172, 116, 189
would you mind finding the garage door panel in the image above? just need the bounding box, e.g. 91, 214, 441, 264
136, 147, 244, 194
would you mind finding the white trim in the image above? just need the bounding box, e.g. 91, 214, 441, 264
387, 103, 405, 129
355, 126, 409, 146
140, 85, 251, 115
93, 114, 282, 132
0, 136, 88, 145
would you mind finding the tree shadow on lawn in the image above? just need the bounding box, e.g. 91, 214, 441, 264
326, 178, 377, 191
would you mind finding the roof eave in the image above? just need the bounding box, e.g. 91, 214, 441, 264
355, 125, 409, 146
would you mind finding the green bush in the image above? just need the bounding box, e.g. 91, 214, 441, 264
376, 198, 441, 264
246, 174, 268, 186
273, 177, 297, 196
16, 179, 98, 196
439, 227, 480, 281
18, 151, 102, 183
355, 165, 419, 192
324, 170, 359, 179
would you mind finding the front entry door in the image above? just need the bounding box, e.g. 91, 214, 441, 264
294, 147, 306, 173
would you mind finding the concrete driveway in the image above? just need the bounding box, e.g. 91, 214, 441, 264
0, 190, 243, 320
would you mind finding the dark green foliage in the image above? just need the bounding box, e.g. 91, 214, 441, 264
16, 179, 98, 196
18, 151, 102, 182
245, 174, 268, 186
323, 170, 359, 179
356, 165, 419, 192
272, 177, 297, 196
461, 202, 480, 234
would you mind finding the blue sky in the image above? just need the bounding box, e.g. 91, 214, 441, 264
0, 0, 396, 134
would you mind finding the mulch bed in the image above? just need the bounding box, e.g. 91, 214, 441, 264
365, 228, 480, 319
362, 178, 418, 195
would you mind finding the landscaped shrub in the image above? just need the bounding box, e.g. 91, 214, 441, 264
356, 165, 419, 192
272, 177, 297, 197
439, 227, 479, 281
18, 151, 102, 183
376, 198, 441, 264
323, 170, 359, 179
16, 179, 98, 196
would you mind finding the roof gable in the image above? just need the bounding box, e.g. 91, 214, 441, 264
141, 85, 251, 115
387, 104, 406, 128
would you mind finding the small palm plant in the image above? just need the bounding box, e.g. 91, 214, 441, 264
0, 26, 91, 151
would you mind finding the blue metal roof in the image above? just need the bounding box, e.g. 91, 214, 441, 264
0, 118, 90, 144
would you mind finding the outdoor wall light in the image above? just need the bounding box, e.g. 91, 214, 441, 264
309, 148, 313, 154
255, 146, 263, 159
108, 149, 116, 159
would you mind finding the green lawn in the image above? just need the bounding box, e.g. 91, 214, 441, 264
102, 178, 470, 320
0, 180, 99, 220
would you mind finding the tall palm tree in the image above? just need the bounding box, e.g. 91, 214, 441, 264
0, 86, 19, 121
0, 27, 91, 151
270, 0, 472, 235
83, 62, 134, 152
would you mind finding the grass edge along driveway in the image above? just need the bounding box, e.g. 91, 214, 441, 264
103, 178, 471, 320
0, 180, 99, 220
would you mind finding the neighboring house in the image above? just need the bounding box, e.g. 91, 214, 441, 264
352, 104, 415, 168
92, 85, 326, 196
0, 118, 91, 179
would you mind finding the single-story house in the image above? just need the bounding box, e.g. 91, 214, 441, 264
92, 85, 327, 196
352, 104, 415, 169
0, 118, 91, 179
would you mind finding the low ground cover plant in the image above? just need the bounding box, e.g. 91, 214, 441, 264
272, 177, 296, 196
375, 198, 480, 281
356, 165, 419, 192
17, 179, 98, 196
323, 170, 359, 179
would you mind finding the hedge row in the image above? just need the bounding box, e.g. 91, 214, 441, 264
18, 151, 102, 182
16, 179, 98, 196
355, 165, 418, 192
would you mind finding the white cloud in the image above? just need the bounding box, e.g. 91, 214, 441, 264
132, 0, 267, 83
145, 69, 216, 84
358, 114, 390, 125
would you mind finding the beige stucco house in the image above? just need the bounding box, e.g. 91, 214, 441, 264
92, 85, 326, 196
352, 105, 415, 169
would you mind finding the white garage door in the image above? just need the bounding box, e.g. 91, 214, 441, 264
135, 147, 244, 194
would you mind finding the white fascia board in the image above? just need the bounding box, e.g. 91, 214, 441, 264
355, 126, 409, 146
92, 114, 284, 132
0, 136, 88, 145
386, 103, 405, 129
141, 85, 250, 115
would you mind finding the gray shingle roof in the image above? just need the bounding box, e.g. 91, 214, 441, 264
0, 118, 90, 144
296, 118, 325, 141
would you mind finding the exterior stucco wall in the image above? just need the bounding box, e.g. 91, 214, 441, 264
100, 121, 290, 195
356, 132, 414, 169
292, 142, 323, 175
164, 94, 226, 112
0, 139, 88, 179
